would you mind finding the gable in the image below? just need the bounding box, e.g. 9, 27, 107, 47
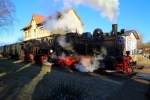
66, 9, 84, 26
32, 14, 45, 24
127, 32, 137, 40
124, 30, 140, 39
22, 14, 46, 31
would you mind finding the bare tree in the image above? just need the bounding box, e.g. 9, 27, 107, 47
0, 0, 15, 28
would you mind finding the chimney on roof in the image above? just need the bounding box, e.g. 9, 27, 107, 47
112, 24, 118, 36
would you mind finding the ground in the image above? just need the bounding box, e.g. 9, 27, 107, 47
0, 57, 149, 100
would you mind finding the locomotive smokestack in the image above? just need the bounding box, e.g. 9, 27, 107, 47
112, 24, 118, 36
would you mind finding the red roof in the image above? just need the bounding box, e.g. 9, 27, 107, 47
22, 9, 83, 30
22, 14, 46, 30
32, 14, 46, 24
123, 30, 140, 39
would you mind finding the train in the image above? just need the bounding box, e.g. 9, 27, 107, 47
0, 24, 135, 74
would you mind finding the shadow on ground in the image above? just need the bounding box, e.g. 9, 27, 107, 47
0, 58, 42, 100
0, 58, 149, 100
32, 67, 150, 100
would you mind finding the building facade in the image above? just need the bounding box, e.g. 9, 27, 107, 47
22, 9, 84, 41
22, 14, 50, 41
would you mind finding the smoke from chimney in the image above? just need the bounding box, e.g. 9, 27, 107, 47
44, 9, 83, 34
57, 36, 74, 51
54, 0, 120, 22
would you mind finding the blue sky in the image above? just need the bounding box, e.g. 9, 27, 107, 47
0, 0, 150, 45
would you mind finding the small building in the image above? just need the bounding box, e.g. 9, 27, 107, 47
122, 30, 140, 55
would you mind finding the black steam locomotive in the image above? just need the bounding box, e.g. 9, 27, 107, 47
0, 24, 127, 71
51, 24, 125, 70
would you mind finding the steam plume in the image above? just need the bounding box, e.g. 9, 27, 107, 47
44, 9, 83, 34
75, 47, 107, 72
54, 0, 119, 22
57, 36, 74, 51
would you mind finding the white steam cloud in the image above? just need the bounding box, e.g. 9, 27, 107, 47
54, 0, 119, 22
57, 36, 74, 51
44, 9, 83, 34
75, 47, 107, 72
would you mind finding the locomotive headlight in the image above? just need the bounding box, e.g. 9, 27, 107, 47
50, 49, 53, 53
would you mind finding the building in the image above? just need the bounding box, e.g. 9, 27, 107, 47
22, 14, 49, 41
22, 9, 84, 41
122, 30, 140, 54
110, 24, 141, 55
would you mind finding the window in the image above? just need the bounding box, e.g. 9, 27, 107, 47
34, 29, 36, 33
27, 31, 29, 37
25, 31, 28, 38
25, 32, 27, 38
34, 29, 36, 37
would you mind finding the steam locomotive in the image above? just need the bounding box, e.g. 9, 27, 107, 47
51, 24, 125, 70
0, 24, 134, 74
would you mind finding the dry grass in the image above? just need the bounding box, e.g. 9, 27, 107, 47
132, 55, 150, 74
132, 55, 150, 66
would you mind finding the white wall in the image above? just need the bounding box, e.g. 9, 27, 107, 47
125, 32, 137, 55
24, 20, 51, 41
